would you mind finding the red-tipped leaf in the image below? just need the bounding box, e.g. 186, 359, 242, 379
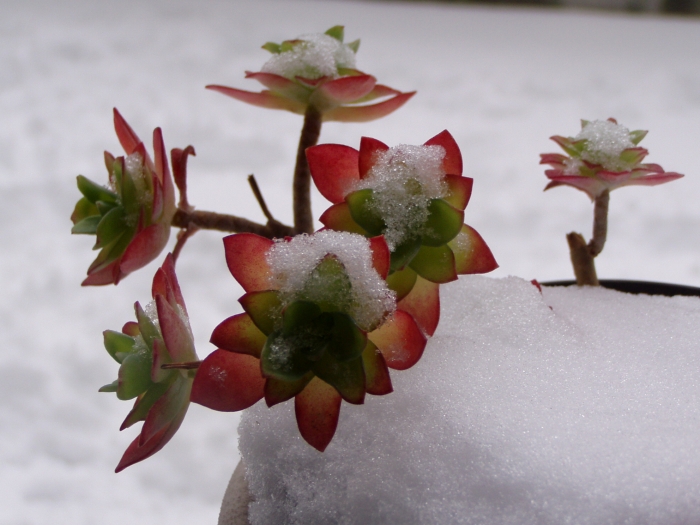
362, 341, 393, 396
323, 91, 416, 123
444, 175, 473, 210
424, 130, 462, 176
358, 136, 389, 179
368, 309, 427, 371
210, 313, 266, 358
319, 203, 368, 235
316, 75, 376, 103
368, 236, 390, 280
191, 350, 265, 412
307, 144, 360, 203
294, 377, 342, 452
397, 276, 440, 337
448, 225, 499, 275
223, 233, 274, 293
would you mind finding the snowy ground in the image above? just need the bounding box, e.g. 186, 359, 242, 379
2, 0, 700, 523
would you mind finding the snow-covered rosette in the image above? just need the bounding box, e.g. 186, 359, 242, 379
100, 255, 198, 472
191, 231, 428, 451
206, 26, 414, 122
307, 130, 497, 317
71, 109, 176, 285
541, 118, 683, 200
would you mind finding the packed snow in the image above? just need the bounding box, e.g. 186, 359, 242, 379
240, 276, 700, 525
3, 0, 700, 524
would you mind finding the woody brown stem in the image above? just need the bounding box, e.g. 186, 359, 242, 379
293, 105, 322, 234
566, 190, 610, 286
567, 232, 599, 286
172, 209, 294, 239
588, 190, 609, 257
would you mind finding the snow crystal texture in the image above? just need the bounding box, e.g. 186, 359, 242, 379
356, 144, 447, 250
261, 33, 356, 80
240, 277, 700, 525
576, 119, 635, 171
266, 231, 395, 331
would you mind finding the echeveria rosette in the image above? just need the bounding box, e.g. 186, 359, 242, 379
206, 26, 415, 122
307, 130, 497, 319
191, 231, 427, 452
100, 254, 198, 472
71, 109, 176, 285
541, 118, 683, 200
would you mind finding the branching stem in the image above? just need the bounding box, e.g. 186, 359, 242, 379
293, 105, 322, 234
567, 189, 610, 286
172, 209, 294, 239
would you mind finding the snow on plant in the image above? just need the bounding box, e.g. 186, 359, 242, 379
190, 231, 429, 451
99, 254, 198, 471
207, 26, 415, 122
541, 118, 684, 285
71, 109, 176, 285
307, 130, 497, 312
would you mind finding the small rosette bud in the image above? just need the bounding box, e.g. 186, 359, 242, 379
191, 231, 428, 452
99, 255, 198, 471
541, 118, 683, 200
206, 26, 415, 122
71, 109, 176, 285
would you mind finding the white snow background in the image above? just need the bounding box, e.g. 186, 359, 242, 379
2, 0, 700, 523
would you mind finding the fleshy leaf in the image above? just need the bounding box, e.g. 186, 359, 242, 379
103, 329, 136, 363
239, 290, 282, 336
368, 236, 390, 280
397, 276, 440, 336
76, 175, 118, 205
448, 224, 499, 275
313, 353, 365, 405
362, 341, 393, 396
223, 233, 274, 293
424, 130, 463, 176
117, 351, 152, 400
156, 295, 196, 363
389, 236, 423, 273
294, 377, 342, 452
368, 309, 427, 371
307, 144, 360, 204
319, 202, 368, 235
190, 350, 265, 412
346, 189, 385, 235
421, 199, 464, 247
358, 136, 389, 179
443, 175, 473, 210
264, 373, 313, 407
314, 75, 375, 105
210, 313, 267, 358
260, 330, 314, 381
409, 244, 457, 283
323, 91, 416, 123
386, 265, 418, 301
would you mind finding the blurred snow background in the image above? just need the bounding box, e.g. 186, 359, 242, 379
1, 0, 699, 523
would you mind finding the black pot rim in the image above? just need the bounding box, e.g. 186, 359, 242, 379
540, 279, 700, 298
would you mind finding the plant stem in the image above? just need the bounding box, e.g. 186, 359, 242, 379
293, 105, 322, 234
567, 232, 599, 286
161, 361, 201, 370
566, 190, 610, 286
588, 190, 609, 257
172, 209, 294, 239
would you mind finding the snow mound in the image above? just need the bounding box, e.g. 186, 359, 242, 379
239, 276, 700, 525
576, 119, 635, 171
261, 33, 356, 80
